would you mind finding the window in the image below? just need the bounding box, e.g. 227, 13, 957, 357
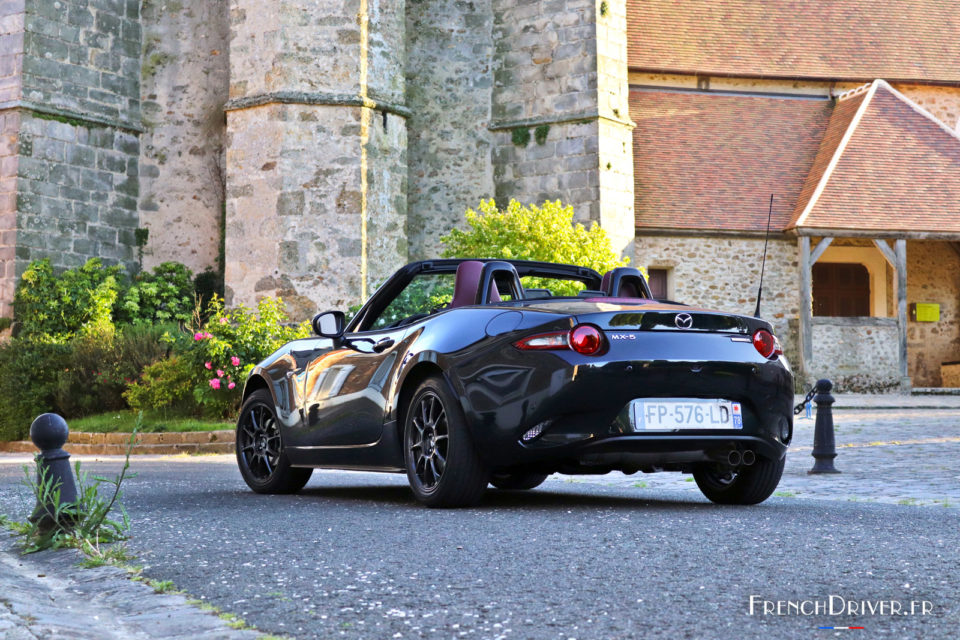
369, 273, 456, 330
647, 268, 668, 300
813, 262, 870, 316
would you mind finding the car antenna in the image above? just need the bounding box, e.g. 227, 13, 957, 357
754, 194, 774, 318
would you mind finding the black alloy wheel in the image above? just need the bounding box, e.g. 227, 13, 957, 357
692, 455, 785, 505
403, 376, 488, 508
236, 389, 312, 494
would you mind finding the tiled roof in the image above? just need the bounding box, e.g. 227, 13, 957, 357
631, 90, 833, 232
788, 81, 960, 234
627, 0, 960, 82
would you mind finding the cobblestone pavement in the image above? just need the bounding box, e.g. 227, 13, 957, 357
564, 405, 960, 508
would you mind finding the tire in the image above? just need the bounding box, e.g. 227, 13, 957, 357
403, 376, 489, 508
692, 455, 785, 505
236, 389, 312, 494
490, 471, 549, 491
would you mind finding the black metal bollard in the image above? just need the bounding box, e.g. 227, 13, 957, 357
29, 413, 78, 527
808, 379, 841, 474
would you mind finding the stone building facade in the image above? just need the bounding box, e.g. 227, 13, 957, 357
2, 0, 960, 390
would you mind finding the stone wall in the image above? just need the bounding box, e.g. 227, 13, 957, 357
21, 0, 141, 128
0, 0, 141, 317
138, 0, 228, 274
489, 0, 634, 257
16, 112, 139, 271
634, 235, 800, 356
809, 318, 900, 391
906, 240, 960, 387
225, 104, 407, 317
0, 109, 17, 317
225, 0, 408, 315
404, 0, 494, 260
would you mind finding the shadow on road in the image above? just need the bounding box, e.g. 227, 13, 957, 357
289, 482, 797, 512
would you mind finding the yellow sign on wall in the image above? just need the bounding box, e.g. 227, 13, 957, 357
911, 303, 940, 322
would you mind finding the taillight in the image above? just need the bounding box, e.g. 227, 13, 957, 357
514, 331, 568, 350
569, 325, 603, 355
752, 329, 781, 359
514, 325, 605, 355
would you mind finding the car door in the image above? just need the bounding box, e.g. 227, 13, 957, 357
292, 324, 408, 447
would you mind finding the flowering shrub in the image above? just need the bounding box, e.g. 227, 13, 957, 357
126, 295, 310, 418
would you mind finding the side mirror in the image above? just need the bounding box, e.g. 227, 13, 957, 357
312, 311, 345, 338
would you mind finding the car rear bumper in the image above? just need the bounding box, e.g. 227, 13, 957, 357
455, 342, 793, 470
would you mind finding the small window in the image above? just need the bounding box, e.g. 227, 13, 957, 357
813, 262, 870, 316
647, 268, 668, 300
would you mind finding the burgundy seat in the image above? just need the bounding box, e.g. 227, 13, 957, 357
450, 261, 501, 308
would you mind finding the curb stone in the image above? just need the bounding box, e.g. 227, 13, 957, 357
0, 430, 236, 456
0, 532, 265, 640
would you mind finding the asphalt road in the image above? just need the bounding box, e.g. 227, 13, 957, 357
1, 457, 957, 639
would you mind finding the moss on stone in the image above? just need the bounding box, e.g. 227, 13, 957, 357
511, 127, 530, 147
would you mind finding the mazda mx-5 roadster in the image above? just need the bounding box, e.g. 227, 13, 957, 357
235, 259, 794, 507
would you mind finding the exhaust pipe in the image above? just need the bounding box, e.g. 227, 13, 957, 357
727, 450, 742, 466
741, 450, 756, 466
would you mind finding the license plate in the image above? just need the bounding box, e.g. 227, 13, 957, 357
631, 399, 742, 431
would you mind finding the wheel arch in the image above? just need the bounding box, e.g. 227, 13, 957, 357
241, 373, 272, 404
395, 361, 446, 441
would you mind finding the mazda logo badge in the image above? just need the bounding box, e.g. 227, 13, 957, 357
675, 313, 693, 330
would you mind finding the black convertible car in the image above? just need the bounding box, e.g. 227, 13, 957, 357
236, 259, 793, 507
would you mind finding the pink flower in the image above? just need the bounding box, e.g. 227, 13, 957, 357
194, 332, 204, 341
230, 356, 240, 367
228, 382, 236, 390
205, 332, 213, 339
209, 378, 221, 390
217, 369, 225, 377
219, 317, 227, 324
204, 361, 212, 370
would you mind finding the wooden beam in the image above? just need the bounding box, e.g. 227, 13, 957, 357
895, 239, 910, 391
809, 237, 833, 264
872, 238, 897, 268
800, 236, 813, 379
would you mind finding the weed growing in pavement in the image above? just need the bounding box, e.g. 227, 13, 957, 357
219, 612, 251, 629
77, 544, 135, 568
148, 579, 179, 594
7, 419, 138, 559
774, 491, 797, 498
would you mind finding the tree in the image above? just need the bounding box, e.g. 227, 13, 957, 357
440, 199, 632, 295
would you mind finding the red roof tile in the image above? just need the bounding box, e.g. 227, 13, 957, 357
631, 90, 833, 232
627, 0, 960, 82
789, 81, 960, 234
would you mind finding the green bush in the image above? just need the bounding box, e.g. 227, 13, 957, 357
115, 262, 194, 326
0, 341, 73, 441
54, 324, 175, 417
124, 355, 199, 415
14, 258, 124, 342
440, 199, 631, 295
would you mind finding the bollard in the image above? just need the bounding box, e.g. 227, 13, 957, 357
29, 413, 78, 528
808, 379, 841, 474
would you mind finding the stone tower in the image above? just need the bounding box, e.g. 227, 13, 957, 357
0, 0, 142, 317
224, 0, 635, 314
224, 0, 409, 315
